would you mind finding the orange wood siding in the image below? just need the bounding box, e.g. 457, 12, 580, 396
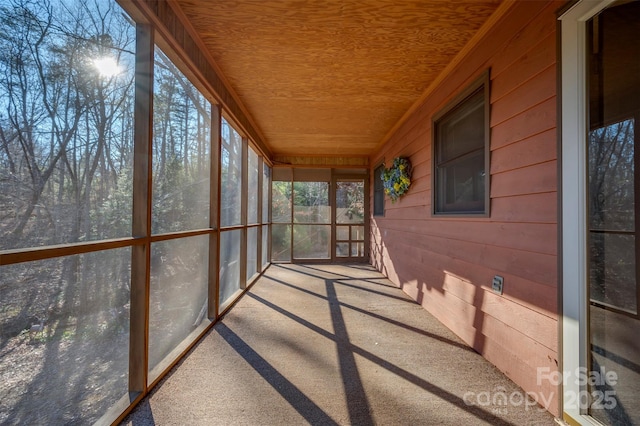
370, 0, 564, 416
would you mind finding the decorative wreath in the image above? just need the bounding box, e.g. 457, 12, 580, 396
381, 157, 412, 203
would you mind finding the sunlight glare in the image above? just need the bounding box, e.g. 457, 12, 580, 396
93, 57, 121, 77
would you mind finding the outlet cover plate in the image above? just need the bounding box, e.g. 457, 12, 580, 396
492, 275, 504, 295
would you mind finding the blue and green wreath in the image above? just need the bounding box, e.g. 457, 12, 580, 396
381, 157, 412, 203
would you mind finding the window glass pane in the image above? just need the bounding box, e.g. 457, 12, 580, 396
589, 120, 635, 232
587, 5, 640, 425
336, 226, 349, 241
272, 167, 292, 181
336, 181, 365, 224
152, 48, 211, 234
262, 164, 270, 223
589, 232, 637, 314
436, 151, 485, 213
351, 226, 365, 241
0, 2, 135, 250
336, 242, 349, 257
248, 148, 259, 224
262, 225, 269, 267
434, 78, 487, 215
221, 119, 242, 227
271, 224, 291, 261
149, 236, 208, 379
352, 242, 365, 257
247, 227, 258, 280
293, 224, 330, 259
272, 181, 291, 223
0, 249, 131, 424
220, 230, 241, 305
293, 182, 330, 223
373, 165, 385, 216
436, 90, 484, 163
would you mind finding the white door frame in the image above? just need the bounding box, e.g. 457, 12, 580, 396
559, 1, 616, 424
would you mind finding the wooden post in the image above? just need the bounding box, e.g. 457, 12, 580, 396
256, 156, 264, 274
130, 22, 153, 394
240, 137, 248, 288
209, 104, 221, 319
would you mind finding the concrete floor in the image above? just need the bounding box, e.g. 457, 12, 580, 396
121, 264, 557, 426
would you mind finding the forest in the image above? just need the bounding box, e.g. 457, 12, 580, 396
588, 119, 637, 314
0, 0, 221, 423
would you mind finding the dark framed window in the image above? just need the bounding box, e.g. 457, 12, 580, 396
432, 71, 490, 215
373, 164, 385, 216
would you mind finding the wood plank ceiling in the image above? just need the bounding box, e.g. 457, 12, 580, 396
173, 0, 503, 160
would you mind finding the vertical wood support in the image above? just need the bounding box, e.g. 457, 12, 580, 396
330, 175, 337, 262
267, 165, 272, 265
637, 117, 640, 317
256, 156, 264, 274
290, 168, 294, 261
209, 104, 221, 318
240, 137, 248, 288
363, 175, 371, 263
130, 23, 153, 394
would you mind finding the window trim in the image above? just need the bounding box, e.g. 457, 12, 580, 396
431, 70, 491, 217
373, 162, 385, 217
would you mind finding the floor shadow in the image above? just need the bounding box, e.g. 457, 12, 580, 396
333, 279, 419, 303
295, 264, 397, 289
471, 280, 487, 355
590, 355, 634, 425
273, 265, 414, 303
129, 399, 156, 426
325, 279, 373, 425
215, 322, 339, 426
266, 275, 475, 353
592, 344, 640, 375
248, 292, 516, 426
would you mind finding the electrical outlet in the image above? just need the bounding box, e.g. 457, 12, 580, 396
492, 275, 504, 295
